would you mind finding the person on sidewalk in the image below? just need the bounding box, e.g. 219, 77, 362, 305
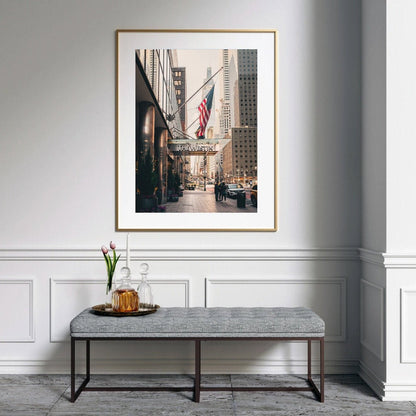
221, 182, 227, 201
215, 182, 220, 201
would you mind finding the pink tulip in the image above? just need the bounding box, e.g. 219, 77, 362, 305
110, 241, 116, 250
101, 246, 108, 254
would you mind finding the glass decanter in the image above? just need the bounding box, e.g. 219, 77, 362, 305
137, 263, 154, 308
112, 266, 139, 312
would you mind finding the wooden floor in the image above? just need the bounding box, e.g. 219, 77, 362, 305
0, 374, 415, 415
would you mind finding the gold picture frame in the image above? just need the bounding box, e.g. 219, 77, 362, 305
116, 29, 278, 231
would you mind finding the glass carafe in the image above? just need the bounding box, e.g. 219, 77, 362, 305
112, 266, 139, 312
137, 263, 154, 308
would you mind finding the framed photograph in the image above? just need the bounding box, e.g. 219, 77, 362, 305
116, 29, 277, 231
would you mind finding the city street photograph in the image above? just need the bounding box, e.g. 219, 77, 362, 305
134, 48, 258, 214
116, 30, 276, 231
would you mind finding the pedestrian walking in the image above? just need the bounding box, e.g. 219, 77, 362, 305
214, 182, 220, 201
221, 182, 227, 201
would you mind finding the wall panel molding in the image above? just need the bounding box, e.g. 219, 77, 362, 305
205, 276, 347, 342
0, 247, 358, 262
400, 288, 416, 363
0, 279, 34, 342
360, 279, 384, 361
50, 277, 190, 342
360, 248, 416, 268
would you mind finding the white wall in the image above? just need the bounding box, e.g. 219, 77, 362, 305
385, 0, 416, 400
0, 0, 362, 375
386, 0, 416, 252
360, 0, 416, 401
360, 0, 387, 394
361, 0, 386, 254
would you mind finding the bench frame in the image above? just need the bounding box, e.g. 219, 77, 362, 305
70, 336, 324, 403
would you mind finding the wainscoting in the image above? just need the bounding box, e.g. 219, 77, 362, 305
0, 247, 360, 375
359, 249, 416, 400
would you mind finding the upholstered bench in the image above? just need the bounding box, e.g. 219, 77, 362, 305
70, 307, 325, 403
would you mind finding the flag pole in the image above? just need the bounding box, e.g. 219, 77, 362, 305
166, 67, 223, 121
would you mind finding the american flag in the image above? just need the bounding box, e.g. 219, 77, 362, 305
197, 86, 215, 138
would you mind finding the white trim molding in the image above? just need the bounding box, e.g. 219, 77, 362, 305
360, 279, 384, 361
0, 247, 359, 262
205, 276, 347, 342
49, 277, 104, 343
361, 361, 416, 402
383, 382, 416, 401
0, 279, 34, 343
360, 248, 416, 269
359, 361, 385, 400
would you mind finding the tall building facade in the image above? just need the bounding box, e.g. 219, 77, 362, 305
218, 50, 238, 137
232, 49, 257, 181
135, 49, 184, 208
237, 49, 257, 127
202, 67, 214, 97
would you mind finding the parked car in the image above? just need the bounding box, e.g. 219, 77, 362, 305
226, 183, 245, 199
186, 182, 196, 190
250, 184, 257, 207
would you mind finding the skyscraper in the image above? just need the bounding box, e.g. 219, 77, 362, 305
219, 50, 237, 137
232, 49, 258, 180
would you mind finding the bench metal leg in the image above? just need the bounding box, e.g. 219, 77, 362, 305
320, 337, 325, 402
69, 337, 324, 403
194, 340, 201, 402
306, 337, 324, 402
70, 337, 75, 402
70, 338, 91, 403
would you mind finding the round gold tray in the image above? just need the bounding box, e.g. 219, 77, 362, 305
91, 304, 160, 317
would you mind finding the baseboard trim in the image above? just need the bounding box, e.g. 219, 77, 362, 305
0, 358, 359, 375
358, 361, 416, 401
359, 361, 385, 400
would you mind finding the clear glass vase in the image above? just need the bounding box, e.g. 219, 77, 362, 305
105, 280, 114, 311
137, 263, 154, 308
112, 266, 139, 312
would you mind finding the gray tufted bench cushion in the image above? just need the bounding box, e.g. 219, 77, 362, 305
70, 306, 324, 338
70, 306, 325, 403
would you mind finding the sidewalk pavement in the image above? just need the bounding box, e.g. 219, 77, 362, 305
165, 187, 257, 213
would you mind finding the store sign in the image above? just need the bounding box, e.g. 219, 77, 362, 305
168, 139, 220, 155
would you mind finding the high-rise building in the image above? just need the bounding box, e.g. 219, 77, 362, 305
237, 49, 257, 127
218, 50, 237, 137
222, 140, 233, 181
202, 67, 214, 97
231, 49, 257, 181
231, 127, 257, 178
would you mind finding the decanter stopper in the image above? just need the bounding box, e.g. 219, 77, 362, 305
120, 266, 131, 280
